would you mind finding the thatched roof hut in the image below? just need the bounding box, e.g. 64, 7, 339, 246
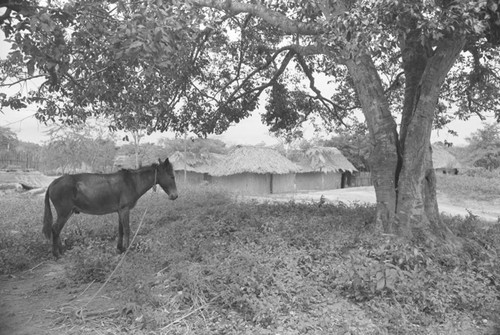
210, 146, 299, 176
168, 151, 223, 174
169, 151, 225, 184
432, 145, 462, 169
287, 147, 357, 190
288, 146, 357, 173
210, 146, 299, 194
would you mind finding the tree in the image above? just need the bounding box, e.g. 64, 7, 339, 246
465, 123, 500, 170
41, 124, 116, 173
159, 137, 228, 155
321, 122, 371, 171
2, 1, 500, 244
0, 125, 18, 151
118, 141, 165, 168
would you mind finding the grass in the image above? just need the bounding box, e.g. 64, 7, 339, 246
0, 182, 499, 334
436, 170, 500, 202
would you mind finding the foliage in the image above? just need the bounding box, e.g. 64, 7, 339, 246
158, 137, 228, 155
0, 125, 18, 151
464, 122, 500, 170
320, 121, 372, 171
0, 1, 498, 135
0, 128, 41, 169
0, 0, 201, 134
0, 196, 48, 273
67, 242, 119, 283
117, 142, 165, 168
461, 167, 500, 179
1, 184, 499, 333
262, 81, 312, 142
40, 123, 116, 173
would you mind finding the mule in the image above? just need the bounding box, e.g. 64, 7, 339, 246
42, 158, 178, 257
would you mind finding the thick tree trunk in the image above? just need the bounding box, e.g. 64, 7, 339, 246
395, 37, 466, 242
346, 37, 465, 243
345, 54, 399, 231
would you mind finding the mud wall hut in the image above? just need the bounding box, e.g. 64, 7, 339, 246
210, 146, 299, 195
169, 151, 224, 184
288, 147, 357, 190
432, 144, 461, 175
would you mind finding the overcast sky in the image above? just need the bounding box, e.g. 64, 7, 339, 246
0, 30, 491, 147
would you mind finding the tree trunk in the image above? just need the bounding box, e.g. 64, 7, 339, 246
395, 36, 466, 242
345, 54, 399, 231
346, 37, 465, 243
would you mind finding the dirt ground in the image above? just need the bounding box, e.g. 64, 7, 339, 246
0, 260, 122, 335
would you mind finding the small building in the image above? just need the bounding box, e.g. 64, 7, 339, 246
288, 146, 357, 190
169, 151, 224, 184
432, 145, 461, 175
210, 146, 299, 195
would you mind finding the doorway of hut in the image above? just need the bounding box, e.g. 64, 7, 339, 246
341, 171, 352, 188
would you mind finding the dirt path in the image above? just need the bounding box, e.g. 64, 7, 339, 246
0, 261, 120, 335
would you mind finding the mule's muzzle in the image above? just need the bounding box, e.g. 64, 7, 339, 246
169, 193, 178, 200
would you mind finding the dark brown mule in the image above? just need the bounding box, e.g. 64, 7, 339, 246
43, 158, 178, 257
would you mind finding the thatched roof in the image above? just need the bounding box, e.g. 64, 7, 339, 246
210, 146, 300, 176
288, 146, 357, 173
169, 151, 224, 174
432, 145, 462, 169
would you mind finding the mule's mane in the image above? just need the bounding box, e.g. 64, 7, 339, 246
119, 160, 173, 174
120, 163, 158, 174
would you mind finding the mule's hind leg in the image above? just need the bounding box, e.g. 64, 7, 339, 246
52, 209, 73, 258
117, 208, 130, 253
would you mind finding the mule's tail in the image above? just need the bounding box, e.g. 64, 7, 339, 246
42, 187, 53, 240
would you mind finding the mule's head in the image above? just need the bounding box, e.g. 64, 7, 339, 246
156, 158, 178, 200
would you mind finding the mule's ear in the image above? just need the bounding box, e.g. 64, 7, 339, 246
158, 158, 162, 165
165, 158, 170, 163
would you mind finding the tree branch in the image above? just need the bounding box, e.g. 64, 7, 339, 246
191, 0, 324, 35
222, 48, 295, 107
0, 74, 46, 87
295, 52, 349, 127
384, 71, 404, 95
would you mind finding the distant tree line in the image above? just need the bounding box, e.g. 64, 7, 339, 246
0, 126, 41, 169
1, 121, 498, 174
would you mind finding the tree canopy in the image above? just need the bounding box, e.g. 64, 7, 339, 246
1, 1, 499, 134
465, 122, 500, 170
41, 124, 116, 173
0, 125, 18, 151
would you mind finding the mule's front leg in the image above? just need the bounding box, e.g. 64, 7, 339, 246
117, 219, 124, 252
117, 208, 131, 253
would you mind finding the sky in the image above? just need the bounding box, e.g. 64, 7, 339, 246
0, 29, 492, 148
